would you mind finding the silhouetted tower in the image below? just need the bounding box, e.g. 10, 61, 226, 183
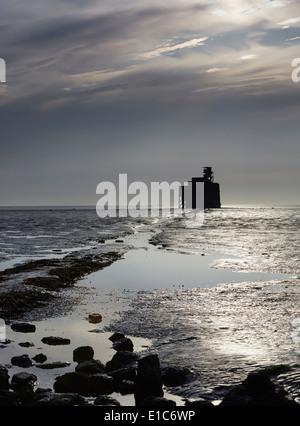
181, 167, 221, 210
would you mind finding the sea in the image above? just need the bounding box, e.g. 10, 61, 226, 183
0, 205, 299, 404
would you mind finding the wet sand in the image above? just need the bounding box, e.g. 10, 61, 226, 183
0, 223, 300, 405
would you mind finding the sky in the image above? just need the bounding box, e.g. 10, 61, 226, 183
0, 0, 300, 206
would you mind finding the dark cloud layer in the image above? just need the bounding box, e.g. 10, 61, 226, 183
0, 0, 300, 206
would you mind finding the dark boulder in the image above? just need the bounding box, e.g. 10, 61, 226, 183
94, 395, 121, 406
73, 346, 94, 363
119, 380, 135, 395
75, 359, 105, 375
36, 361, 71, 370
10, 372, 37, 404
41, 336, 71, 345
185, 399, 214, 406
219, 385, 256, 406
161, 366, 192, 387
89, 374, 114, 395
134, 354, 163, 406
109, 332, 125, 342
105, 350, 139, 372
36, 393, 85, 406
11, 354, 33, 368
11, 323, 36, 333
54, 372, 90, 396
242, 371, 275, 398
112, 337, 134, 352
0, 365, 9, 391
109, 366, 136, 388
0, 390, 19, 406
32, 353, 47, 363
143, 396, 176, 406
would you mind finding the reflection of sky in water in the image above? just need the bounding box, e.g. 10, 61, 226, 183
81, 232, 291, 291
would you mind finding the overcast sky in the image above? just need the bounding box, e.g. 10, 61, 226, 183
0, 0, 300, 206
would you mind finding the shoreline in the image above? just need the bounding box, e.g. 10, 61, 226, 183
0, 224, 300, 406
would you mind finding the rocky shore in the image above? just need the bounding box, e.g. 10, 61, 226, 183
0, 251, 122, 320
0, 321, 299, 407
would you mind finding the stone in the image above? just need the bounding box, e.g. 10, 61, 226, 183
119, 380, 135, 395
54, 372, 90, 396
242, 371, 275, 398
185, 399, 214, 406
11, 323, 36, 333
75, 359, 105, 375
105, 350, 139, 372
73, 346, 94, 363
11, 354, 33, 368
19, 342, 34, 348
41, 336, 71, 345
219, 385, 256, 406
161, 366, 192, 387
36, 393, 85, 406
36, 361, 71, 369
94, 395, 121, 406
10, 372, 37, 392
109, 332, 125, 342
0, 390, 19, 406
109, 366, 137, 387
134, 354, 163, 406
89, 374, 114, 395
143, 396, 176, 406
88, 313, 102, 324
0, 365, 9, 390
32, 353, 47, 363
112, 337, 134, 352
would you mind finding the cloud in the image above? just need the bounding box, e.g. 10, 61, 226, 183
140, 37, 209, 59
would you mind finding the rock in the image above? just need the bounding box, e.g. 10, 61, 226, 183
109, 332, 125, 342
36, 393, 85, 406
10, 372, 37, 392
109, 366, 137, 387
19, 342, 34, 348
11, 354, 33, 368
36, 361, 71, 369
41, 336, 71, 345
219, 385, 256, 406
119, 380, 135, 395
242, 371, 275, 398
105, 350, 139, 372
143, 396, 176, 406
89, 374, 114, 395
94, 395, 121, 406
0, 390, 19, 406
75, 359, 105, 375
255, 392, 299, 406
185, 399, 214, 406
112, 337, 134, 352
73, 346, 94, 363
161, 366, 192, 387
0, 365, 9, 390
54, 372, 90, 396
34, 388, 53, 401
32, 353, 47, 363
88, 313, 102, 324
134, 354, 164, 406
11, 323, 36, 333
115, 239, 124, 243
98, 239, 106, 244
